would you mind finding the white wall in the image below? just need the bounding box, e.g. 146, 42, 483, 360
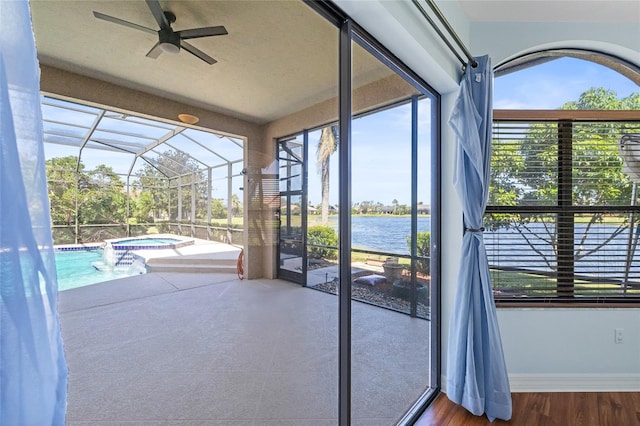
471, 21, 640, 67
464, 8, 640, 393
499, 308, 640, 391
439, 90, 463, 387
335, 0, 640, 392
333, 0, 461, 95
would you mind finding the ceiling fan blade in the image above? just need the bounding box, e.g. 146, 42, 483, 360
180, 40, 217, 65
178, 26, 228, 40
145, 0, 170, 30
146, 42, 163, 59
93, 11, 157, 35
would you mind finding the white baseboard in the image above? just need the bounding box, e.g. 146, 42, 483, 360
508, 374, 640, 392
442, 374, 640, 393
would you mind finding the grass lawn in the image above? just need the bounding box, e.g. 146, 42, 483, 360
491, 269, 640, 296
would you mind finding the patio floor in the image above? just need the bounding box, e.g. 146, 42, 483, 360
59, 272, 430, 425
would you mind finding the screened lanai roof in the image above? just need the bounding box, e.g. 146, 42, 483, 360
41, 96, 243, 179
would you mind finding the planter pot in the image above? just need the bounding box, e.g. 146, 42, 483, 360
382, 263, 403, 282
392, 281, 428, 302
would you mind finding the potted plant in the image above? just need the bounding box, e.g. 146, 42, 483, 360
382, 257, 403, 282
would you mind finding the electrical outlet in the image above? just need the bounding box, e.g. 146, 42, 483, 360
615, 328, 624, 344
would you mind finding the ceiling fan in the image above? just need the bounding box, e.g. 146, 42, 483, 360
93, 0, 228, 65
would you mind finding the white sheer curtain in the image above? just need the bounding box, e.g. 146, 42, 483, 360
446, 55, 511, 421
0, 0, 68, 423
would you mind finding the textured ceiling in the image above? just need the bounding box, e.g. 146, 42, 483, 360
31, 1, 348, 124
457, 0, 640, 23
31, 0, 638, 126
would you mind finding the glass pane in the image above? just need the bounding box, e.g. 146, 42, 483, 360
573, 122, 640, 206
416, 97, 432, 321
486, 212, 559, 298
306, 126, 340, 289
261, 2, 339, 422
350, 37, 430, 424
491, 121, 559, 206
486, 212, 640, 298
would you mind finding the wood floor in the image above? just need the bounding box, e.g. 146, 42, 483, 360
415, 392, 640, 425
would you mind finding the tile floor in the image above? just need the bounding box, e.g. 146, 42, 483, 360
60, 272, 430, 425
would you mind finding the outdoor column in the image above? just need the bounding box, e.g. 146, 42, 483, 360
227, 162, 233, 244
207, 168, 212, 240
74, 173, 79, 244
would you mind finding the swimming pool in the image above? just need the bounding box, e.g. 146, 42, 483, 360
55, 235, 193, 290
55, 249, 143, 291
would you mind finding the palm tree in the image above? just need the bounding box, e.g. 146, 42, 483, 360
317, 125, 339, 224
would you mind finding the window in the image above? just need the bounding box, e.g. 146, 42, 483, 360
488, 112, 640, 302
489, 55, 640, 303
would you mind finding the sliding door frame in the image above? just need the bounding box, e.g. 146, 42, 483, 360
303, 2, 442, 424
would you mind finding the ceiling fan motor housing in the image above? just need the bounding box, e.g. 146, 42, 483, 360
159, 30, 181, 52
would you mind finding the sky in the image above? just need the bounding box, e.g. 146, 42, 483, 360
493, 57, 639, 110
44, 57, 639, 208
306, 98, 432, 207
307, 56, 640, 207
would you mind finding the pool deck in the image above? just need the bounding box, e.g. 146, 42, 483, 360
60, 272, 430, 425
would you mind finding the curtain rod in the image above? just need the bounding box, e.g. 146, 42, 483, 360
411, 0, 478, 69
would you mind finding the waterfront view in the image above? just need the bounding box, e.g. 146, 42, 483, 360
318, 214, 640, 286
316, 215, 431, 255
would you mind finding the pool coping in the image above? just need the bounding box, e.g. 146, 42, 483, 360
54, 243, 103, 252
105, 234, 195, 251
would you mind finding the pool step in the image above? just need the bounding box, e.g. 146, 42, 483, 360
148, 263, 238, 274
145, 256, 238, 274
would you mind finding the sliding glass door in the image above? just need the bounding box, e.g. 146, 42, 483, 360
272, 3, 441, 424
277, 136, 306, 284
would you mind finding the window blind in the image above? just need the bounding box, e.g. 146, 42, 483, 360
486, 115, 640, 302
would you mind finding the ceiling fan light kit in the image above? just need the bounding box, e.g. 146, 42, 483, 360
93, 0, 227, 65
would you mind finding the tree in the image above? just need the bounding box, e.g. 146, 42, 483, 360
135, 150, 206, 221
488, 87, 640, 270
317, 125, 339, 224
80, 164, 127, 224
46, 156, 83, 225
46, 157, 127, 226
133, 191, 155, 222
231, 193, 243, 216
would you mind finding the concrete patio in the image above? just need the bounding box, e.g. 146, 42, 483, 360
59, 272, 430, 425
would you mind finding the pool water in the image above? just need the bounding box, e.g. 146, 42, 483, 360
55, 250, 143, 291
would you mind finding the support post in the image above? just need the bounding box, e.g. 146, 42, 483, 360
207, 168, 212, 240
228, 162, 233, 244
178, 175, 182, 235
126, 176, 131, 237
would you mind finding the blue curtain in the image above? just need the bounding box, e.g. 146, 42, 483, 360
0, 0, 68, 424
446, 55, 511, 421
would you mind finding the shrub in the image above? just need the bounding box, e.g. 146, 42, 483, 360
307, 225, 338, 259
407, 231, 431, 275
